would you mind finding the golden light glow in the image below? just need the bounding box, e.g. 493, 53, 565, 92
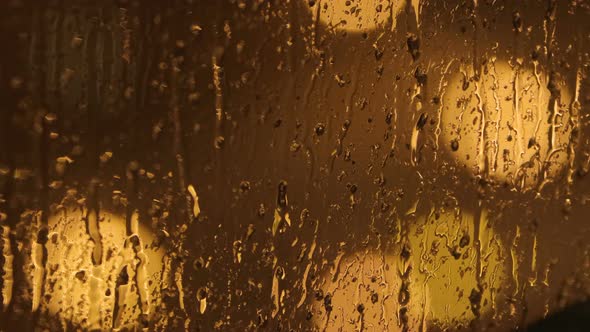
408, 209, 506, 328
440, 60, 573, 189
311, 248, 423, 331
34, 208, 166, 330
304, 0, 405, 32
311, 209, 506, 330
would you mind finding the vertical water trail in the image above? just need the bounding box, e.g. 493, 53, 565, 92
31, 3, 52, 319
295, 220, 318, 309
168, 8, 195, 323
0, 224, 12, 312
471, 204, 486, 323
0, 101, 15, 317
433, 59, 457, 159
83, 7, 105, 329
488, 61, 501, 175
0, 26, 16, 313
565, 36, 583, 194
510, 224, 521, 316
329, 56, 361, 173
539, 0, 559, 188
115, 7, 153, 329
398, 239, 412, 332
270, 181, 290, 320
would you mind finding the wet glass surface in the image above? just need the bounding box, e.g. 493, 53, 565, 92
0, 0, 589, 331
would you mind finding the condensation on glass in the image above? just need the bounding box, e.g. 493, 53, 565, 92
0, 0, 589, 331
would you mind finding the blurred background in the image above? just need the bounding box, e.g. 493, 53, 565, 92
0, 0, 589, 331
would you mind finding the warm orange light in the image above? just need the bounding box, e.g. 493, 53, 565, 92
310, 248, 422, 331
311, 209, 507, 330
32, 209, 167, 330
440, 59, 573, 189
304, 0, 405, 32
408, 209, 506, 328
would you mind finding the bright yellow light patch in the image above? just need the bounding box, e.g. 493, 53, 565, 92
409, 208, 507, 328
440, 60, 573, 189
36, 209, 167, 330
311, 248, 423, 331
304, 0, 405, 32
311, 209, 507, 330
